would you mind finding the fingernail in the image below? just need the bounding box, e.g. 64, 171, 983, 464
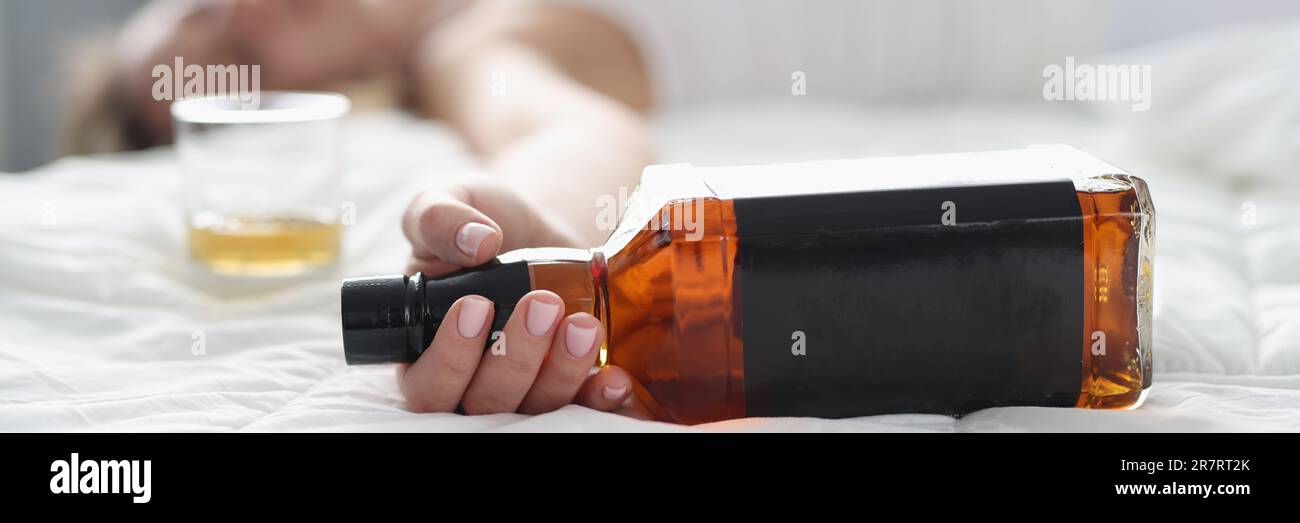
455, 223, 495, 258
525, 298, 560, 337
457, 298, 490, 338
602, 385, 628, 401
565, 323, 598, 358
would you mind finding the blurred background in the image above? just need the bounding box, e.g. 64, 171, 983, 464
1, 0, 1298, 433
0, 0, 144, 171
2, 0, 1300, 172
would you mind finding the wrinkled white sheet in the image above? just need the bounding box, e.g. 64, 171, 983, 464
2, 22, 1299, 431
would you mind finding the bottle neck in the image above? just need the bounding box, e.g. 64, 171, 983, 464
468, 247, 612, 365
514, 248, 610, 363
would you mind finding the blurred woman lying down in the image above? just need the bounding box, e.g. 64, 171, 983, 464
72, 0, 656, 418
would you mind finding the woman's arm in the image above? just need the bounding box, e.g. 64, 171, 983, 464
394, 3, 657, 418
408, 2, 654, 246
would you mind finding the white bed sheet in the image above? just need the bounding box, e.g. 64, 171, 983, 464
1, 100, 1298, 432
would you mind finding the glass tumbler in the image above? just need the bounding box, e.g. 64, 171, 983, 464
172, 92, 350, 277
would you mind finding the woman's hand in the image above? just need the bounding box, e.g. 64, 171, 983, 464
397, 180, 650, 418
393, 2, 654, 419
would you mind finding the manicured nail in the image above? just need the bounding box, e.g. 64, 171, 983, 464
457, 298, 490, 338
455, 223, 495, 258
525, 298, 560, 337
565, 323, 598, 358
602, 385, 628, 401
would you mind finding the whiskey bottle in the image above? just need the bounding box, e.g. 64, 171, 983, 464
341, 145, 1155, 424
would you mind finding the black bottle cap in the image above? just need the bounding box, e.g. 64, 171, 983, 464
340, 274, 418, 365
340, 260, 534, 365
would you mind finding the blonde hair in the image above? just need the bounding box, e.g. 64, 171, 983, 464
58, 32, 158, 156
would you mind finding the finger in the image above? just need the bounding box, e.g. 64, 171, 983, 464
456, 179, 588, 250
460, 291, 564, 415
518, 313, 605, 414
401, 186, 504, 267
398, 296, 494, 413
575, 365, 634, 412
611, 392, 657, 421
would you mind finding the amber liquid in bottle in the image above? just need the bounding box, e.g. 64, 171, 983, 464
517, 199, 741, 423
524, 179, 1153, 424
342, 155, 1155, 425
1076, 176, 1155, 408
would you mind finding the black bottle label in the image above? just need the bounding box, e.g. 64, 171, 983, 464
733, 180, 1084, 417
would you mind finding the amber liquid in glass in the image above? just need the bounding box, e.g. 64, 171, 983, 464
190, 214, 341, 276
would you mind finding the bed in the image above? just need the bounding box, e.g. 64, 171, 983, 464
9, 14, 1300, 431
1, 92, 1297, 433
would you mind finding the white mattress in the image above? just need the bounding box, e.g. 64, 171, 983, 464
1, 100, 1297, 432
